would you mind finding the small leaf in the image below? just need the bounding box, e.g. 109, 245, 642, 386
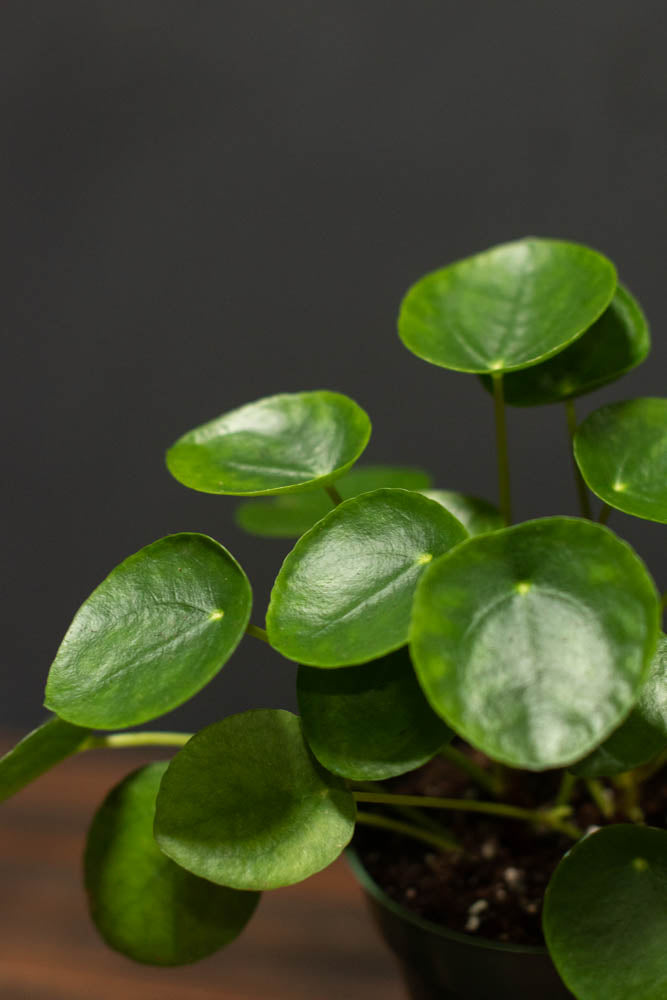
398, 238, 616, 374
236, 465, 432, 538
267, 489, 468, 667
166, 391, 371, 496
410, 518, 660, 770
574, 397, 667, 523
572, 634, 667, 777
0, 715, 90, 803
85, 763, 259, 965
479, 284, 650, 405
154, 710, 356, 890
420, 489, 503, 536
543, 825, 667, 1000
297, 647, 453, 781
45, 534, 252, 729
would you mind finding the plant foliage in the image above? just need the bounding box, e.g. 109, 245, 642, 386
5, 237, 665, 998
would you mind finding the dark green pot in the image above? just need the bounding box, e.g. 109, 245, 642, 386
346, 848, 573, 999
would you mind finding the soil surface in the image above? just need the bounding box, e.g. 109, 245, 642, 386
354, 748, 667, 946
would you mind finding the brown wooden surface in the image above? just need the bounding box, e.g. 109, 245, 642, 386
0, 738, 404, 999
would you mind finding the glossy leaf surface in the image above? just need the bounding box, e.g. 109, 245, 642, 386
0, 715, 90, 803
267, 489, 468, 667
420, 489, 503, 536
86, 763, 259, 965
166, 391, 371, 496
480, 285, 649, 405
45, 534, 252, 729
411, 518, 659, 770
398, 238, 616, 374
574, 397, 667, 523
154, 711, 356, 890
236, 465, 431, 538
543, 825, 667, 1000
572, 634, 667, 777
297, 648, 453, 780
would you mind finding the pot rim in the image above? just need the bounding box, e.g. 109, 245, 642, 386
345, 844, 550, 956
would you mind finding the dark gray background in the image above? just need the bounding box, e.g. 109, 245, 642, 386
2, 1, 665, 731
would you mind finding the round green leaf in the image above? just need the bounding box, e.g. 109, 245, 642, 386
572, 634, 667, 777
398, 238, 616, 374
166, 391, 371, 496
420, 489, 503, 536
574, 397, 667, 523
0, 715, 90, 803
154, 710, 356, 891
543, 825, 667, 1000
86, 763, 259, 965
480, 284, 650, 405
410, 518, 660, 770
267, 489, 468, 667
45, 533, 252, 729
297, 647, 453, 781
235, 465, 432, 538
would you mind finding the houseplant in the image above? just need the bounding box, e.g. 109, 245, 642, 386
1, 237, 665, 998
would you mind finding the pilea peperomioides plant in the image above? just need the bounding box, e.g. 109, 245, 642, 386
2, 238, 666, 999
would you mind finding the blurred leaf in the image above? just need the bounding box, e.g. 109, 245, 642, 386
155, 711, 356, 890
543, 825, 667, 1000
86, 763, 259, 965
236, 465, 431, 537
0, 715, 89, 803
574, 397, 667, 523
297, 647, 452, 780
420, 489, 502, 535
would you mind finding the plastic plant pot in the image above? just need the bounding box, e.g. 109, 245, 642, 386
346, 848, 573, 999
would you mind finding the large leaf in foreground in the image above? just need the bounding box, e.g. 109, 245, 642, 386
543, 825, 667, 1000
235, 465, 432, 538
574, 397, 667, 523
297, 648, 453, 780
420, 490, 503, 536
86, 763, 259, 965
410, 518, 659, 770
480, 284, 649, 405
0, 715, 90, 803
166, 391, 371, 495
45, 534, 252, 729
154, 711, 356, 890
572, 634, 667, 777
267, 489, 468, 667
398, 238, 616, 374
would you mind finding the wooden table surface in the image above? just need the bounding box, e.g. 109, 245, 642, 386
0, 738, 405, 1000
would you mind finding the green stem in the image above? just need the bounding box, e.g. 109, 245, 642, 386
353, 791, 581, 839
84, 731, 192, 750
246, 623, 269, 643
439, 744, 501, 796
356, 810, 459, 853
565, 399, 592, 519
555, 771, 577, 808
491, 372, 512, 525
352, 780, 456, 838
585, 778, 613, 819
613, 772, 644, 823
598, 502, 612, 525
324, 483, 343, 507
